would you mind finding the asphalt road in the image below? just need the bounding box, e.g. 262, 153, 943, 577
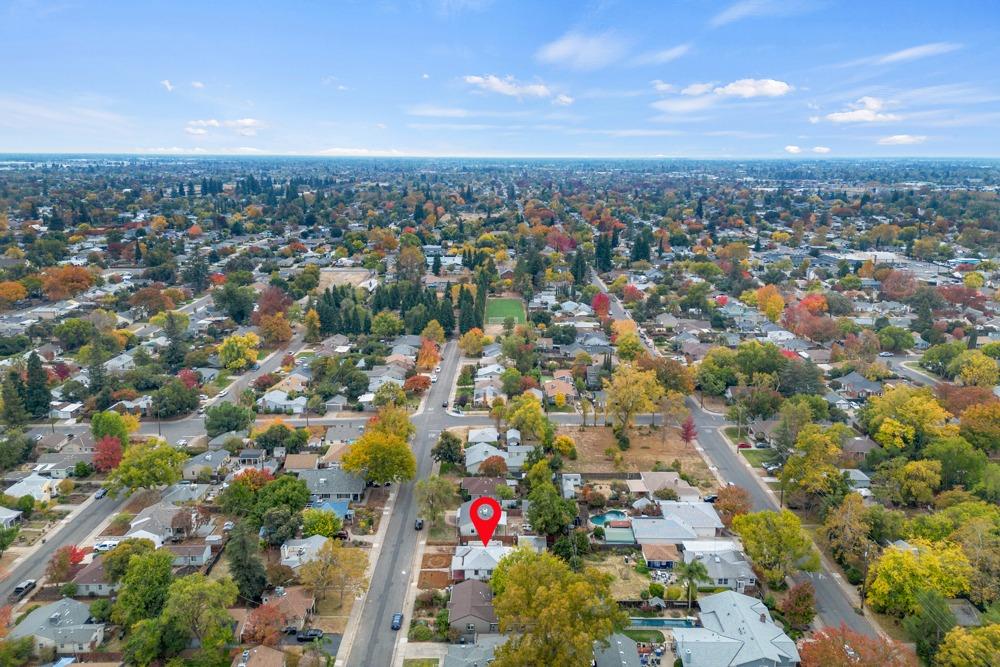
0, 492, 130, 602
686, 397, 879, 638
346, 341, 462, 667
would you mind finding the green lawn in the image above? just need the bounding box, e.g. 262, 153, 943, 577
485, 297, 526, 324
623, 629, 665, 643
403, 660, 440, 667
740, 448, 773, 468
723, 426, 751, 443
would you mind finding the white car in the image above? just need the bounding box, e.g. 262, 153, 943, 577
430, 374, 438, 383
435, 366, 442, 373
177, 439, 188, 447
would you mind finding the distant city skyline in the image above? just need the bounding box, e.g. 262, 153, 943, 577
1, 0, 997, 157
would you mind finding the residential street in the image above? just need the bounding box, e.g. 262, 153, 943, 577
0, 493, 130, 603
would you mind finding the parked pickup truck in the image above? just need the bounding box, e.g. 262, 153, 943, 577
8, 579, 36, 603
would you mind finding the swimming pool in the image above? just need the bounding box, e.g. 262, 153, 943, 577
591, 510, 628, 526
630, 617, 696, 628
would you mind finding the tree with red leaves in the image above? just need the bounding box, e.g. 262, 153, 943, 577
622, 285, 644, 304
779, 582, 816, 630
93, 435, 123, 472
479, 455, 508, 477
880, 269, 917, 301
46, 545, 87, 582
403, 375, 431, 394
715, 485, 751, 528
243, 602, 286, 646
234, 468, 275, 491
177, 368, 200, 390
799, 623, 917, 666
0, 605, 12, 638
680, 415, 697, 446
251, 286, 292, 325
592, 292, 611, 319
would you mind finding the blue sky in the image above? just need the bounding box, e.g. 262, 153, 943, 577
1, 0, 998, 157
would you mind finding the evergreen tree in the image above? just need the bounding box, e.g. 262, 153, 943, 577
161, 311, 188, 371
25, 352, 51, 419
1, 372, 28, 426
571, 250, 588, 285
182, 253, 210, 292
437, 294, 455, 335
432, 254, 442, 276
225, 521, 267, 602
595, 234, 613, 272
88, 355, 108, 395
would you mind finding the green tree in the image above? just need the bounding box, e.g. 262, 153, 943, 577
204, 402, 254, 438
162, 574, 239, 651
370, 310, 404, 339
732, 510, 820, 587
112, 549, 175, 628
24, 352, 50, 419
299, 539, 369, 606
925, 436, 988, 490
1, 372, 27, 427
527, 482, 576, 537
253, 475, 311, 524
431, 431, 463, 466
342, 431, 416, 484
902, 588, 956, 663
106, 439, 186, 496
260, 506, 302, 546
490, 550, 627, 667
505, 394, 547, 441
302, 508, 344, 538
865, 539, 972, 616
104, 538, 157, 583
415, 476, 456, 528
675, 559, 711, 609
373, 382, 406, 408
91, 410, 131, 446
225, 521, 268, 602
214, 281, 255, 324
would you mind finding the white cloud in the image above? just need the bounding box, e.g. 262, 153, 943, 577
651, 96, 719, 114
553, 94, 574, 106
191, 81, 205, 89
407, 104, 470, 118
878, 42, 961, 64
571, 128, 684, 137
185, 118, 263, 136
651, 80, 675, 93
317, 147, 407, 156
536, 31, 628, 70
421, 73, 431, 79
682, 82, 715, 96
464, 74, 551, 98
713, 78, 792, 98
825, 96, 901, 123
878, 134, 927, 145
812, 146, 831, 153
375, 123, 387, 129
632, 43, 691, 66
710, 0, 805, 27
141, 146, 208, 154
160, 79, 174, 92
784, 145, 802, 154
808, 115, 820, 124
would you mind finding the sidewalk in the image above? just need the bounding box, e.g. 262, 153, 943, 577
5, 494, 97, 572
335, 484, 399, 666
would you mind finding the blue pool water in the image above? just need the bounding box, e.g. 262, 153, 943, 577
630, 617, 696, 628
591, 510, 627, 526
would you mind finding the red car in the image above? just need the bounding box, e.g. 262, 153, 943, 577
737, 442, 752, 449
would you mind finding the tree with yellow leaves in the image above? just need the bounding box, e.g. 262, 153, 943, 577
258, 312, 292, 345
303, 308, 321, 343
863, 385, 955, 449
865, 539, 971, 616
936, 624, 1000, 666
218, 332, 260, 371
604, 364, 663, 432
755, 284, 785, 322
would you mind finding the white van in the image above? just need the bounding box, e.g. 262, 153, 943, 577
94, 539, 121, 553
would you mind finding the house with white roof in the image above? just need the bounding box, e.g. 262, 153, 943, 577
673, 591, 799, 667
280, 535, 329, 570
682, 540, 757, 595
450, 543, 514, 581
658, 501, 724, 538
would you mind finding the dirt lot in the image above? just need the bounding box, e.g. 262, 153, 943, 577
418, 571, 450, 589
585, 552, 650, 600
560, 425, 717, 490
318, 268, 371, 291
421, 553, 451, 569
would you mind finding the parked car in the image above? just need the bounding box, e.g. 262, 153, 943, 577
702, 494, 718, 504
391, 613, 404, 630
94, 488, 108, 499
442, 401, 448, 408
332, 530, 349, 540
296, 629, 323, 642
762, 462, 781, 474
177, 439, 188, 448
218, 390, 228, 398
879, 351, 894, 357
435, 366, 442, 373
8, 580, 36, 602
414, 518, 424, 530
223, 521, 235, 531
737, 442, 751, 449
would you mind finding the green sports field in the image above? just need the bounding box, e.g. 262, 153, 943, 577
485, 297, 526, 323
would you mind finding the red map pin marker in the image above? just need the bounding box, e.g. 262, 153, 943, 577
469, 497, 501, 546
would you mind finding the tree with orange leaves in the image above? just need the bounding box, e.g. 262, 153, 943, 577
0, 281, 26, 309
258, 312, 293, 345
755, 284, 785, 322
799, 623, 917, 666
799, 293, 827, 315
416, 339, 440, 370
243, 602, 285, 646
41, 265, 93, 300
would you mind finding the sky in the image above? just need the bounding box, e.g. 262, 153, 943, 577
1, 0, 998, 158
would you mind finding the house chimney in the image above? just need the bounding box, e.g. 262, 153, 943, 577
759, 612, 767, 623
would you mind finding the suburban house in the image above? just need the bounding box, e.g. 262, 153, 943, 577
280, 535, 328, 570
542, 378, 576, 404
260, 585, 315, 631
682, 541, 758, 595
257, 389, 308, 415
631, 517, 699, 545
627, 471, 701, 503
283, 453, 320, 471
658, 501, 724, 538
238, 449, 266, 468
468, 427, 500, 445
167, 542, 213, 567
5, 474, 57, 503
642, 543, 681, 570
835, 370, 883, 399
464, 443, 505, 475
296, 468, 366, 502
447, 579, 498, 643
672, 591, 799, 667
594, 634, 641, 667
233, 645, 286, 667
450, 544, 514, 581
126, 502, 199, 547
49, 401, 84, 420
183, 451, 229, 481
34, 449, 94, 478
460, 477, 505, 500
71, 558, 119, 597
457, 500, 508, 539
9, 598, 105, 655
842, 436, 878, 461
0, 506, 22, 528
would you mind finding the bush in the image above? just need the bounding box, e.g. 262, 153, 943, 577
59, 583, 78, 597
408, 623, 433, 641
592, 526, 605, 540
844, 565, 863, 585
90, 598, 112, 622
648, 583, 665, 599
665, 585, 684, 601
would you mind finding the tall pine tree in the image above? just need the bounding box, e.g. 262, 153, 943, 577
25, 352, 51, 419
2, 371, 28, 426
